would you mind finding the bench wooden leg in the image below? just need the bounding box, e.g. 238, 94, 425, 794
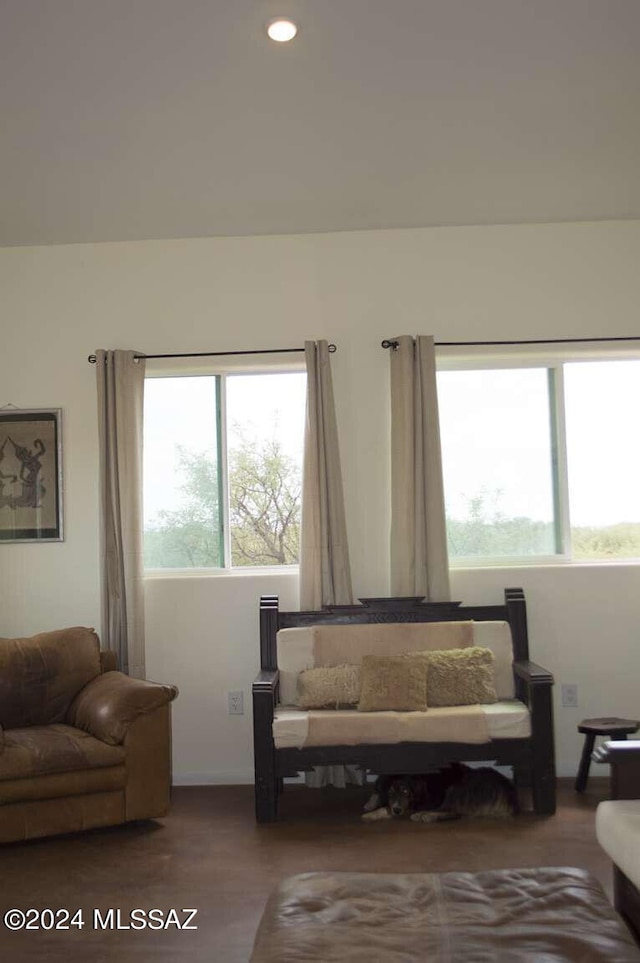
513, 765, 532, 789
255, 771, 278, 823
254, 728, 278, 822
527, 676, 556, 814
253, 689, 279, 822
531, 770, 556, 814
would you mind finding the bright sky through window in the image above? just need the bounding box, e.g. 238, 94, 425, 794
564, 359, 640, 527
143, 370, 306, 569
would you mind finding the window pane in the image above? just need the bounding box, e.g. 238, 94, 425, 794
143, 377, 222, 568
565, 359, 640, 559
226, 372, 306, 567
437, 368, 557, 558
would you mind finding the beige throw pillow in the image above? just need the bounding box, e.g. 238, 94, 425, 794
296, 664, 361, 709
406, 646, 497, 706
357, 655, 428, 712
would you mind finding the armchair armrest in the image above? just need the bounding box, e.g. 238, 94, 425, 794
593, 740, 640, 799
66, 671, 179, 746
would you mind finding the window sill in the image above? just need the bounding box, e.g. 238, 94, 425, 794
144, 565, 300, 579
450, 557, 640, 571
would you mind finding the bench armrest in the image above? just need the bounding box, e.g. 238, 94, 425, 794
593, 740, 640, 799
512, 660, 555, 801
513, 660, 554, 710
253, 669, 280, 693
252, 670, 280, 729
513, 660, 554, 686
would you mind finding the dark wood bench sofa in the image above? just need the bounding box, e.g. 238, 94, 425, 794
252, 588, 556, 823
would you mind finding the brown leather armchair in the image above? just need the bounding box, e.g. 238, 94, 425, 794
0, 626, 178, 843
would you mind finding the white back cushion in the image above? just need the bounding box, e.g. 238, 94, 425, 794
472, 622, 515, 699
276, 620, 515, 705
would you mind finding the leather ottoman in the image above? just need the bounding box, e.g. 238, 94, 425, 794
250, 867, 640, 962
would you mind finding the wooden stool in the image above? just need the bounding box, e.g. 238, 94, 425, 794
575, 717, 640, 792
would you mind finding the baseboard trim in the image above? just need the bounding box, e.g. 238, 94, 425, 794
173, 770, 255, 786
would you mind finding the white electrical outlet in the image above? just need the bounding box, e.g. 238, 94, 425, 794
228, 691, 244, 715
561, 684, 578, 708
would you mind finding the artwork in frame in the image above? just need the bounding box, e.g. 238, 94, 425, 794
0, 408, 63, 542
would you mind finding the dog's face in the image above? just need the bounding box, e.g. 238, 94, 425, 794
386, 777, 415, 818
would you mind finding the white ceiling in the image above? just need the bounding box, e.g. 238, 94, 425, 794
2, 0, 640, 247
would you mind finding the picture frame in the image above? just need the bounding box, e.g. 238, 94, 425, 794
0, 408, 63, 542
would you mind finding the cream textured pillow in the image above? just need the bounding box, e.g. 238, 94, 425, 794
358, 655, 428, 712
296, 664, 361, 709
406, 646, 497, 707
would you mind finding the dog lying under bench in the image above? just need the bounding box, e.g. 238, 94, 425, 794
362, 763, 519, 822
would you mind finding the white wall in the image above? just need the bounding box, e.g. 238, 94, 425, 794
1, 220, 639, 781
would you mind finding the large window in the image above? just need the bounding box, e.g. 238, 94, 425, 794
437, 356, 640, 564
564, 360, 640, 559
438, 367, 558, 559
144, 370, 306, 570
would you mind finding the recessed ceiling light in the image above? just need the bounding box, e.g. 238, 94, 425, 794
267, 18, 298, 43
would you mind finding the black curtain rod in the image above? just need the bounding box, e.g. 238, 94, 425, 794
381, 336, 640, 350
88, 344, 336, 364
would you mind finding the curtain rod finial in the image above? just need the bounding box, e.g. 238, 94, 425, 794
381, 339, 399, 350
88, 355, 97, 364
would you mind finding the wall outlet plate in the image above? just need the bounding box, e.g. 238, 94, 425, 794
561, 684, 578, 708
228, 690, 244, 715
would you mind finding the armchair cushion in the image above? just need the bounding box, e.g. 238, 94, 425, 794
0, 724, 125, 781
0, 627, 101, 729
67, 671, 179, 746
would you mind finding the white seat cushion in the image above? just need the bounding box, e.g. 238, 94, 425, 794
596, 799, 640, 889
273, 699, 531, 749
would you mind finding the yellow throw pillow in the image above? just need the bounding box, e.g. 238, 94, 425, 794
296, 664, 361, 709
406, 646, 497, 707
358, 655, 428, 712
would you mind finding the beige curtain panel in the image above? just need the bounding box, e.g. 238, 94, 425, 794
389, 335, 451, 601
95, 349, 146, 678
299, 340, 353, 610
300, 340, 359, 788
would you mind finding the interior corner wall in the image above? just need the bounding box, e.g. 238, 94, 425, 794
1, 219, 639, 783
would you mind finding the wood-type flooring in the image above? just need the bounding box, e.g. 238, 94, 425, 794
0, 778, 618, 961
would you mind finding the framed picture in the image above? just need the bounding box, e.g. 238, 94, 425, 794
0, 408, 63, 542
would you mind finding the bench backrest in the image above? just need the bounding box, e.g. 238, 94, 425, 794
260, 589, 530, 675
